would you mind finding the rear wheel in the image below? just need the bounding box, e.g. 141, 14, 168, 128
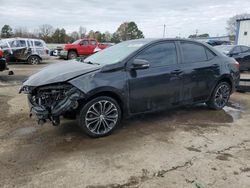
28, 56, 40, 65
68, 51, 77, 60
206, 82, 231, 110
78, 96, 121, 138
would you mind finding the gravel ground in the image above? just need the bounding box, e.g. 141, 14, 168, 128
0, 58, 250, 188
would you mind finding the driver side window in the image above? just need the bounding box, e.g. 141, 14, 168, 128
81, 40, 89, 46
135, 42, 177, 68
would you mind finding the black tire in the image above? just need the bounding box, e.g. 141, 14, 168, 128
206, 82, 231, 110
28, 56, 40, 65
67, 51, 77, 60
78, 96, 121, 138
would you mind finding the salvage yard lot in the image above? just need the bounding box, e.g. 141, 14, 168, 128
0, 59, 250, 188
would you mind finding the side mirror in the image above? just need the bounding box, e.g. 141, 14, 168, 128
131, 59, 150, 70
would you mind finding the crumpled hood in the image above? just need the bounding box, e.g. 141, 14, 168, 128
23, 60, 101, 87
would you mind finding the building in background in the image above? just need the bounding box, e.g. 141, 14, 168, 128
236, 18, 250, 46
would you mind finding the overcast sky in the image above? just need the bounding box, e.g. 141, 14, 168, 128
0, 0, 250, 38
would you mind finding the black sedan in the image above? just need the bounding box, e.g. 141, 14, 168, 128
21, 38, 240, 137
215, 45, 250, 71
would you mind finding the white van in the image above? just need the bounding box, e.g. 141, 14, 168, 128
0, 38, 49, 64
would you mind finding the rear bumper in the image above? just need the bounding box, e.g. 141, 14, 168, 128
0, 58, 8, 71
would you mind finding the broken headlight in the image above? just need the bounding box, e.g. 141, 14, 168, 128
29, 84, 73, 107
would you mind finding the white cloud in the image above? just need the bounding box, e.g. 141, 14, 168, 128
0, 0, 250, 37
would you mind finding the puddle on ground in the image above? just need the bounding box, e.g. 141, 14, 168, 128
223, 102, 242, 121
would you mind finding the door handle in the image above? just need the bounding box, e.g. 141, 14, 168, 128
171, 69, 183, 75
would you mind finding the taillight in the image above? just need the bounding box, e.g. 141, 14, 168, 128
0, 50, 3, 58
45, 49, 49, 54
233, 60, 240, 70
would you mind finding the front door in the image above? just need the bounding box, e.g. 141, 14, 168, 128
79, 39, 90, 55
127, 41, 182, 114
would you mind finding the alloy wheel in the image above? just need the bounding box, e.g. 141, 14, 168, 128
214, 84, 230, 108
85, 100, 118, 135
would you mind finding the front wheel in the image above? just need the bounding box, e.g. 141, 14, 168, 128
206, 82, 231, 110
67, 51, 77, 60
78, 96, 121, 138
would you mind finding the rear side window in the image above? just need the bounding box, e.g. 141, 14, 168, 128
34, 41, 43, 47
241, 46, 250, 52
181, 42, 207, 63
205, 49, 215, 60
18, 40, 26, 47
136, 42, 177, 67
232, 46, 241, 54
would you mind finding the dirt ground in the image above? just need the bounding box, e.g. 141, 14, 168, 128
0, 58, 250, 188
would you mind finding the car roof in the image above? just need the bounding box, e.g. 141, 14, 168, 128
131, 38, 218, 51
128, 38, 212, 47
0, 37, 44, 42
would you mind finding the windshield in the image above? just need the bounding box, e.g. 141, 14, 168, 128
84, 40, 151, 65
72, 39, 81, 44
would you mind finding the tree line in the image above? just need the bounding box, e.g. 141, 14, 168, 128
0, 22, 144, 44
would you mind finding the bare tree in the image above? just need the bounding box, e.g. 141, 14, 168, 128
79, 26, 87, 38
70, 31, 79, 41
14, 27, 30, 37
39, 24, 54, 40
226, 13, 250, 35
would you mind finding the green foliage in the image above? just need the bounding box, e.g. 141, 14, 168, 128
1, 25, 13, 38
0, 21, 144, 44
188, 33, 209, 38
112, 22, 144, 42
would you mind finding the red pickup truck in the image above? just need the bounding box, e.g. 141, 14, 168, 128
60, 38, 109, 60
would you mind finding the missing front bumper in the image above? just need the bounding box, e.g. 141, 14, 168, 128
29, 87, 85, 125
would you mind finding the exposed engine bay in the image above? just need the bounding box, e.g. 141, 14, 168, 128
20, 84, 85, 125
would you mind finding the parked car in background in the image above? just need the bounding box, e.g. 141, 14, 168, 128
59, 38, 109, 60
49, 46, 63, 56
207, 40, 231, 46
0, 38, 49, 64
21, 38, 240, 138
0, 48, 8, 71
215, 45, 250, 71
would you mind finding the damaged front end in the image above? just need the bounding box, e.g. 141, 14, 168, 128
20, 84, 85, 125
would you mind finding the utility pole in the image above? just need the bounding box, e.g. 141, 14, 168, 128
163, 24, 166, 38
195, 29, 198, 38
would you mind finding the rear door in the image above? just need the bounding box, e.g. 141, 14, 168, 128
127, 41, 182, 113
178, 41, 219, 103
